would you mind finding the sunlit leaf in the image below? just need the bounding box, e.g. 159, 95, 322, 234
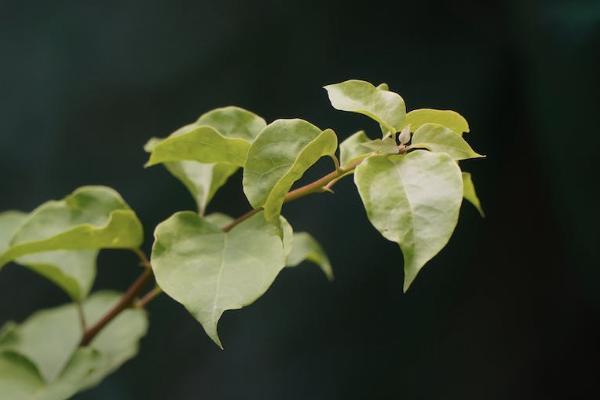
324, 79, 406, 133
0, 187, 143, 272
403, 108, 469, 134
0, 211, 98, 301
0, 352, 45, 400
286, 232, 333, 280
145, 138, 238, 214
0, 291, 148, 398
340, 131, 373, 168
196, 106, 267, 142
146, 107, 267, 168
462, 172, 485, 217
411, 123, 483, 160
144, 107, 265, 213
243, 119, 338, 223
151, 211, 287, 348
354, 151, 463, 290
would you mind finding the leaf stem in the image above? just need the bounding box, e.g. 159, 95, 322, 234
136, 286, 163, 308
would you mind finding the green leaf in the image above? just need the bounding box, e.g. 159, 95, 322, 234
0, 291, 148, 397
0, 187, 143, 271
151, 211, 287, 348
411, 123, 483, 160
340, 131, 374, 168
17, 251, 98, 301
354, 151, 463, 291
0, 349, 103, 400
145, 125, 250, 167
0, 301, 81, 382
286, 232, 333, 280
0, 352, 45, 400
145, 107, 267, 168
403, 108, 469, 134
77, 292, 148, 390
196, 106, 267, 142
243, 119, 338, 223
0, 211, 98, 301
462, 172, 485, 217
144, 107, 266, 213
203, 212, 234, 228
324, 80, 406, 133
145, 138, 238, 214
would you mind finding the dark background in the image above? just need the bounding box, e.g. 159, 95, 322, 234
1, 0, 599, 399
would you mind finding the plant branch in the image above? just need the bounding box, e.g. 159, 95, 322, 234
81, 157, 363, 346
223, 158, 362, 232
136, 286, 163, 309
80, 267, 152, 346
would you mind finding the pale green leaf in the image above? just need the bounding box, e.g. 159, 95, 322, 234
17, 250, 98, 301
354, 151, 463, 291
403, 108, 469, 134
196, 106, 267, 142
151, 211, 287, 348
362, 137, 400, 154
0, 187, 143, 269
161, 159, 237, 215
0, 211, 98, 300
340, 131, 373, 168
77, 292, 149, 390
286, 232, 333, 280
203, 212, 234, 228
145, 125, 250, 167
0, 352, 45, 400
324, 79, 406, 133
0, 301, 82, 383
144, 107, 266, 213
411, 123, 483, 160
243, 119, 338, 223
0, 291, 147, 395
145, 107, 267, 168
462, 172, 485, 217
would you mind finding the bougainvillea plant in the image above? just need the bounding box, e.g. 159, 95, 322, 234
0, 79, 484, 399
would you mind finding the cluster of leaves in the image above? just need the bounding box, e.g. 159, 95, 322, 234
0, 79, 483, 399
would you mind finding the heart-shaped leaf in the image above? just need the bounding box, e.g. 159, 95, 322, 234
411, 123, 483, 160
354, 151, 463, 290
324, 80, 406, 134
402, 108, 469, 134
286, 232, 333, 280
146, 106, 267, 168
151, 211, 287, 348
462, 172, 485, 217
0, 291, 148, 398
243, 119, 338, 223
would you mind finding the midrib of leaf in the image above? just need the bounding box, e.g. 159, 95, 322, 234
210, 234, 228, 333
390, 158, 417, 251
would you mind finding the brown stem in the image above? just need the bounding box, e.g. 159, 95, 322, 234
80, 268, 152, 346
136, 286, 163, 308
223, 158, 362, 231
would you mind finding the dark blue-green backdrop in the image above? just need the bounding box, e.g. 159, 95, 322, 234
1, 0, 599, 399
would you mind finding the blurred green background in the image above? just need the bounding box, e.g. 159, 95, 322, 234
1, 0, 599, 399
